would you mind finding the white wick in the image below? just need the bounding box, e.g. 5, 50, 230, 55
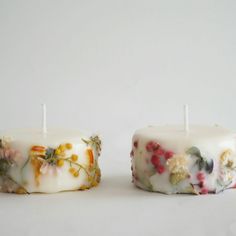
184, 104, 189, 132
42, 104, 47, 134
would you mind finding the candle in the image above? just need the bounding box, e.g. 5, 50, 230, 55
0, 107, 102, 194
130, 112, 236, 194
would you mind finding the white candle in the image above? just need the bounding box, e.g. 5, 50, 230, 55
130, 125, 236, 194
0, 129, 102, 193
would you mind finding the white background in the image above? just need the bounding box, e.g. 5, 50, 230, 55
0, 0, 236, 235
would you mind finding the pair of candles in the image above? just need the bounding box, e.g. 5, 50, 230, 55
0, 104, 235, 195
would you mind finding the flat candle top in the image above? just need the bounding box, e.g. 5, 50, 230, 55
0, 128, 86, 144
135, 125, 235, 141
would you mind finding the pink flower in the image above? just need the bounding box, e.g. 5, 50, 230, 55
164, 151, 174, 160
0, 147, 21, 163
156, 165, 165, 174
154, 148, 165, 156
200, 188, 208, 194
146, 141, 160, 152
196, 172, 205, 182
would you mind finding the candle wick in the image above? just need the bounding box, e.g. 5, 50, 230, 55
42, 104, 47, 134
184, 104, 189, 133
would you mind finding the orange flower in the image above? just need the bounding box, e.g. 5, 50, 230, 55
86, 149, 94, 165
31, 146, 45, 153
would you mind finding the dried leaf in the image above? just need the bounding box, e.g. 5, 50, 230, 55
186, 146, 201, 157
205, 159, 214, 174
0, 159, 10, 176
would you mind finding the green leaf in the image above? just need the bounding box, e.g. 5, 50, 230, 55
199, 159, 205, 170
0, 159, 10, 176
186, 146, 201, 157
205, 159, 214, 174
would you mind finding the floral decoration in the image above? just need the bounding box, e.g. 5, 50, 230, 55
216, 149, 236, 193
130, 139, 236, 194
166, 154, 190, 185
146, 141, 174, 174
186, 146, 214, 174
27, 141, 100, 189
0, 138, 27, 194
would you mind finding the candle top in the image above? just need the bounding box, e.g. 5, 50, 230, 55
135, 125, 235, 141
0, 128, 87, 145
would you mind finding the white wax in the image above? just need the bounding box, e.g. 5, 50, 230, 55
134, 125, 236, 154
0, 128, 101, 193
131, 125, 236, 194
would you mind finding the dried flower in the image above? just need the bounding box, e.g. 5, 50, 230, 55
166, 154, 188, 174
82, 135, 102, 156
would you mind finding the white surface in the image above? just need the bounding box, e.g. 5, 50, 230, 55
1, 161, 236, 236
1, 0, 236, 235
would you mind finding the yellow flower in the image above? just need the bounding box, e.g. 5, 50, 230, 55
71, 154, 78, 162
166, 154, 189, 185
56, 159, 64, 167
220, 149, 235, 169
66, 143, 73, 150
69, 167, 76, 175
59, 144, 66, 152
55, 148, 61, 155
166, 154, 188, 173
170, 172, 189, 185
73, 172, 79, 177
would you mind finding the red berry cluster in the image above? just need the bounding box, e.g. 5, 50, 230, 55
196, 172, 208, 194
130, 140, 139, 182
146, 141, 174, 175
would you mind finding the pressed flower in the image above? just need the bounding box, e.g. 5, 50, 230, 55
31, 146, 45, 153
73, 172, 79, 177
196, 172, 205, 182
166, 154, 188, 174
167, 154, 189, 185
220, 149, 232, 163
155, 148, 165, 156
156, 165, 165, 174
66, 143, 73, 150
87, 149, 94, 165
55, 148, 61, 155
200, 188, 209, 194
151, 155, 160, 167
56, 159, 64, 167
82, 136, 101, 156
170, 172, 189, 185
69, 167, 76, 175
146, 141, 160, 152
71, 154, 78, 162
59, 144, 66, 152
165, 151, 174, 160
